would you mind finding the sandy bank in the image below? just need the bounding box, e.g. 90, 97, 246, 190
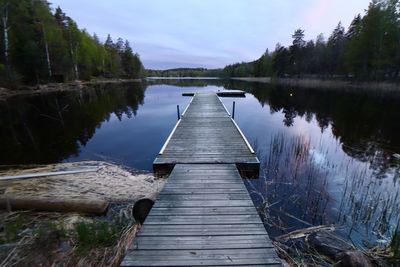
0, 161, 165, 266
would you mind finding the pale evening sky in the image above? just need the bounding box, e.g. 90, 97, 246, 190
49, 0, 371, 69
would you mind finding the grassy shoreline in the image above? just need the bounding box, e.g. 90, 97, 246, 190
0, 79, 142, 100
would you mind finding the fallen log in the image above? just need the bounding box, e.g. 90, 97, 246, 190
0, 195, 108, 214
132, 198, 154, 224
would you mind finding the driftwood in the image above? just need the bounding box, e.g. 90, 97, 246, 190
276, 225, 335, 242
0, 168, 99, 181
0, 195, 108, 214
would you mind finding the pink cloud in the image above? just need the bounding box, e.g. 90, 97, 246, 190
306, 0, 331, 26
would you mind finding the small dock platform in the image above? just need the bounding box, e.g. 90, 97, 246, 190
182, 90, 246, 97
121, 92, 281, 266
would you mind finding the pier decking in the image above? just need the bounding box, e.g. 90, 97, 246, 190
153, 92, 259, 176
121, 92, 281, 266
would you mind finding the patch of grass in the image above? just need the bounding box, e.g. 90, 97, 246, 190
33, 221, 67, 249
75, 220, 120, 252
2, 216, 24, 242
390, 229, 400, 258
35, 221, 66, 237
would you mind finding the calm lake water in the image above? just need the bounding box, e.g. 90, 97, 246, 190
1, 79, 399, 249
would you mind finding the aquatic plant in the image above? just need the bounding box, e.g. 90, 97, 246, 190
246, 132, 400, 264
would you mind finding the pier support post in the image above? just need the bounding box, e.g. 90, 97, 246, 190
232, 101, 236, 119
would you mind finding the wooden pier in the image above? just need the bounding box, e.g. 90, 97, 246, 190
153, 92, 259, 177
121, 92, 281, 266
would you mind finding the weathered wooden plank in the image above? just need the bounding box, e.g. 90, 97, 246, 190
155, 158, 259, 164
173, 164, 237, 169
163, 183, 246, 188
168, 171, 243, 176
122, 250, 281, 267
167, 179, 243, 183
144, 215, 262, 224
153, 200, 255, 208
156, 193, 251, 201
126, 248, 275, 257
168, 174, 243, 178
137, 224, 267, 236
149, 206, 259, 215
130, 240, 273, 250
122, 258, 281, 267
168, 174, 241, 178
165, 180, 244, 185
167, 178, 243, 183
160, 188, 248, 194
170, 169, 243, 174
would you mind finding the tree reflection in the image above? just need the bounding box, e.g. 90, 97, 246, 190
0, 82, 145, 165
224, 80, 400, 170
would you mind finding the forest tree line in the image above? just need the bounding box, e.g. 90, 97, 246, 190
146, 68, 222, 77
0, 0, 144, 87
223, 0, 400, 80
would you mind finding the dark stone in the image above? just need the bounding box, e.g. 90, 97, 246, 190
132, 198, 154, 224
58, 241, 72, 253
337, 251, 375, 267
307, 231, 354, 261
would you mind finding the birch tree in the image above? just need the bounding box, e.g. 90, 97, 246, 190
0, 1, 10, 78
67, 18, 80, 80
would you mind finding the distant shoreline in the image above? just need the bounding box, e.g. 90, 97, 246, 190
2, 77, 400, 101
232, 77, 400, 92
0, 79, 142, 100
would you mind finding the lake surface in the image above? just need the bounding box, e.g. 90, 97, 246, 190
1, 79, 399, 249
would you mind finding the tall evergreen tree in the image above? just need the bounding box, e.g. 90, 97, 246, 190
0, 0, 143, 86
290, 29, 306, 74
221, 0, 400, 81
327, 22, 346, 73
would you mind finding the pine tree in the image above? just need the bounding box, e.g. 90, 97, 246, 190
0, 0, 143, 86
327, 22, 346, 73
290, 29, 306, 74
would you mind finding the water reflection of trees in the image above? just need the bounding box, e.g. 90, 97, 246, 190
247, 132, 400, 248
0, 82, 145, 165
225, 80, 400, 169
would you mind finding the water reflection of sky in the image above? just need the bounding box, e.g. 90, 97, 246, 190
220, 88, 399, 247
1, 81, 399, 249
